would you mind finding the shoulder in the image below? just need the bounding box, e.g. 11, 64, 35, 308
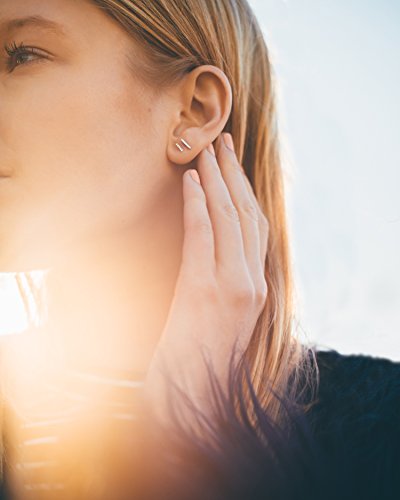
314, 346, 400, 382
305, 346, 400, 500
310, 346, 400, 424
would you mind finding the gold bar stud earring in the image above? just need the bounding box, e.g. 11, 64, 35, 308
175, 137, 192, 152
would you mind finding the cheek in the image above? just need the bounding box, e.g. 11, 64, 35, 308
2, 68, 163, 265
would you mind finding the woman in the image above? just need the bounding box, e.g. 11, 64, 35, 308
0, 0, 398, 498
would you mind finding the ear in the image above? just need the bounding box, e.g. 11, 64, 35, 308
167, 65, 232, 165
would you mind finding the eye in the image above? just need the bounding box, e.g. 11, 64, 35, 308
3, 41, 48, 73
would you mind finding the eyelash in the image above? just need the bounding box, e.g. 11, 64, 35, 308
3, 41, 46, 73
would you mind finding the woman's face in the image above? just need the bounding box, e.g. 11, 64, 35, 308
0, 0, 179, 271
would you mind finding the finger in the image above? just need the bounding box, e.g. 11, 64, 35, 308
196, 145, 247, 275
214, 134, 263, 286
180, 169, 215, 280
223, 134, 269, 270
240, 168, 269, 269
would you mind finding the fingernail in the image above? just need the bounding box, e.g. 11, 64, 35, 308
189, 169, 200, 184
222, 133, 235, 152
206, 143, 216, 156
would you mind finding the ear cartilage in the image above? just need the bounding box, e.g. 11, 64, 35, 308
180, 138, 192, 150
175, 142, 184, 152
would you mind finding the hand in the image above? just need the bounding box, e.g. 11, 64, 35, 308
143, 133, 269, 431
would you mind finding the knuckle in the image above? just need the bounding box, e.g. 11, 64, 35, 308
230, 160, 242, 174
193, 278, 219, 300
221, 202, 240, 222
231, 282, 255, 306
191, 219, 213, 235
255, 282, 268, 306
239, 201, 258, 221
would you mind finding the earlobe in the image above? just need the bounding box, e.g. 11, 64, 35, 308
168, 131, 200, 165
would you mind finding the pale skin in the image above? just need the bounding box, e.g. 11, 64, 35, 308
0, 0, 269, 429
145, 138, 269, 429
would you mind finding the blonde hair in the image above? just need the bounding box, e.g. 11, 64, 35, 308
88, 0, 319, 425
5, 3, 320, 475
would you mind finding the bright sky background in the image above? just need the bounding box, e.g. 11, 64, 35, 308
249, 0, 400, 360
1, 1, 399, 361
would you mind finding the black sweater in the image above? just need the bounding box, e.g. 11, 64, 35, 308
1, 347, 399, 499
135, 347, 400, 500
299, 347, 400, 500
303, 348, 400, 499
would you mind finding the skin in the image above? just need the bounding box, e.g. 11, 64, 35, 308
0, 1, 270, 494
0, 0, 269, 418
145, 140, 269, 437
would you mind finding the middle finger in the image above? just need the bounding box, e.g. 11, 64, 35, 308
196, 139, 247, 273
214, 135, 263, 284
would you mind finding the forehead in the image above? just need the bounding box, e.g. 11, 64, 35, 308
0, 0, 73, 23
0, 0, 121, 39
0, 0, 78, 41
0, 14, 68, 38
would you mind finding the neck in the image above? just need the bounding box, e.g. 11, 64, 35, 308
41, 214, 183, 377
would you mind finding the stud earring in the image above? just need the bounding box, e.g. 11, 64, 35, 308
175, 137, 192, 152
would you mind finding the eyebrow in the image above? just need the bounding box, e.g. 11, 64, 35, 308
0, 15, 67, 37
